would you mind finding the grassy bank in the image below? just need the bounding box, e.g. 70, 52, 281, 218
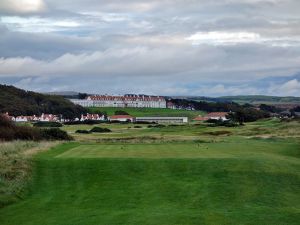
0, 140, 299, 225
0, 141, 58, 208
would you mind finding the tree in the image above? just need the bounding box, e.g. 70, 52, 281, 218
78, 93, 88, 99
115, 110, 129, 115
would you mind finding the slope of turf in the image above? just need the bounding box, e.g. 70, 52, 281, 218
0, 140, 299, 225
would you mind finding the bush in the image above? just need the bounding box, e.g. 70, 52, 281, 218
0, 114, 14, 128
168, 124, 183, 127
33, 121, 62, 127
75, 130, 91, 134
41, 128, 73, 140
0, 127, 16, 141
15, 126, 41, 141
64, 120, 104, 125
135, 121, 156, 124
90, 127, 111, 133
115, 110, 129, 115
148, 124, 166, 128
0, 114, 72, 141
206, 119, 239, 127
133, 126, 142, 129
109, 120, 131, 124
203, 131, 232, 136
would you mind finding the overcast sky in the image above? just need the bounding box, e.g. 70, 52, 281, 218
0, 0, 300, 96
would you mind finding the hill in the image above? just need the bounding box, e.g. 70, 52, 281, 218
219, 95, 300, 105
174, 95, 300, 105
0, 85, 86, 119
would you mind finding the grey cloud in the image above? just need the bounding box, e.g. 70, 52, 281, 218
0, 0, 300, 96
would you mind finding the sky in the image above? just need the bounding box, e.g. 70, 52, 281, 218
0, 0, 300, 96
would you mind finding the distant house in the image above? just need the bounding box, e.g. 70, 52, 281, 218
40, 114, 59, 122
109, 115, 135, 122
206, 112, 229, 121
135, 117, 188, 124
14, 116, 30, 122
4, 113, 60, 122
193, 116, 209, 121
193, 112, 229, 122
81, 113, 105, 121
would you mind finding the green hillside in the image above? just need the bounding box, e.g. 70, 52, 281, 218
219, 95, 300, 104
0, 140, 299, 225
181, 95, 300, 105
0, 85, 86, 118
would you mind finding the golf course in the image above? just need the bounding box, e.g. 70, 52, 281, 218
1, 116, 300, 225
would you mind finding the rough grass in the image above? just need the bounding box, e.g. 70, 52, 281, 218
0, 141, 58, 208
61, 118, 300, 142
0, 140, 299, 225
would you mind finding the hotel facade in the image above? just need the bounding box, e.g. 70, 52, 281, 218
71, 94, 167, 108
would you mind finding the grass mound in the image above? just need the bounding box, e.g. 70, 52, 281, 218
33, 122, 62, 128
0, 142, 56, 208
90, 127, 111, 133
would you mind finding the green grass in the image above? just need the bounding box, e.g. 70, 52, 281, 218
0, 141, 57, 208
0, 139, 299, 225
88, 107, 204, 119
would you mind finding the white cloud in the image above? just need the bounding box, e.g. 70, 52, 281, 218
186, 31, 300, 46
0, 0, 47, 14
1, 16, 81, 33
186, 32, 261, 45
268, 79, 300, 96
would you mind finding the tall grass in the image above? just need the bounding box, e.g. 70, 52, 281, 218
0, 141, 57, 208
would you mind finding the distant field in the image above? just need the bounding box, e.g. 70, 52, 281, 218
0, 140, 299, 225
88, 107, 204, 119
61, 118, 300, 142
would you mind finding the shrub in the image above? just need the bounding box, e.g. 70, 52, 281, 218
0, 114, 72, 141
41, 128, 73, 140
135, 121, 156, 124
33, 122, 62, 127
90, 127, 111, 133
206, 119, 238, 127
203, 131, 232, 136
0, 114, 14, 128
133, 126, 142, 129
115, 110, 129, 115
15, 126, 41, 141
148, 124, 166, 128
109, 120, 130, 124
75, 130, 91, 134
0, 127, 16, 141
64, 120, 104, 125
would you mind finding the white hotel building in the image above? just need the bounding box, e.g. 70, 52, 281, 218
71, 95, 167, 108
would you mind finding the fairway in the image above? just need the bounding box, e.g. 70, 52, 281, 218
1, 140, 299, 225
56, 141, 299, 160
